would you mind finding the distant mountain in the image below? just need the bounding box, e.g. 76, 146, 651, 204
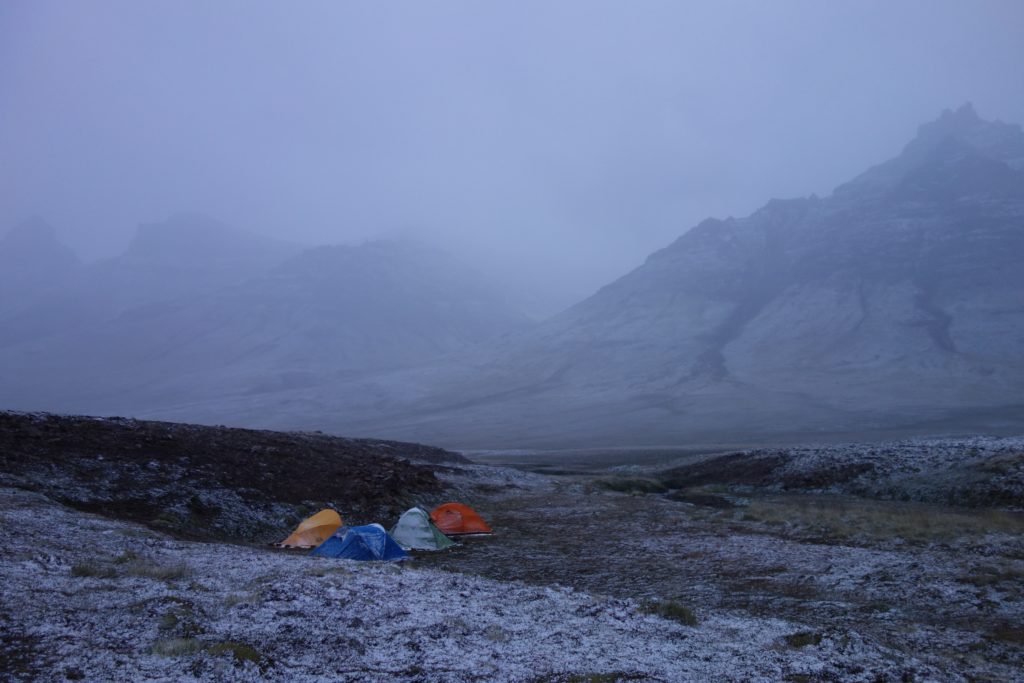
87, 212, 302, 311
201, 104, 1022, 447
0, 237, 530, 415
5, 106, 1023, 448
0, 213, 300, 348
0, 218, 81, 314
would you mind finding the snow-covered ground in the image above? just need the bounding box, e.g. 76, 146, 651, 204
659, 435, 1024, 508
0, 487, 942, 682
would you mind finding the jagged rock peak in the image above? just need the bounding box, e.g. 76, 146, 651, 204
833, 104, 1024, 198
903, 102, 1024, 164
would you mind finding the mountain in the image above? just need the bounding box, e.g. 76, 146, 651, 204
0, 237, 530, 416
0, 218, 81, 313
0, 213, 301, 348
205, 104, 1021, 447
4, 106, 1022, 447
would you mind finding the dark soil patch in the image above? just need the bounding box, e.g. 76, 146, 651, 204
659, 452, 787, 489
0, 618, 43, 681
780, 462, 875, 489
0, 411, 461, 541
595, 477, 668, 494
659, 451, 873, 492
666, 490, 739, 508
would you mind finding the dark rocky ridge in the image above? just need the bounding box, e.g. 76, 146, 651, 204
0, 411, 465, 542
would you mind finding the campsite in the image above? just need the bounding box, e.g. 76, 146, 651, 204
3, 5, 1024, 680
1, 411, 1023, 681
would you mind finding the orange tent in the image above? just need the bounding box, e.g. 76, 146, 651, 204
279, 509, 343, 548
430, 503, 492, 536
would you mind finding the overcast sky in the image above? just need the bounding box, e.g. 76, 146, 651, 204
2, 1, 1023, 315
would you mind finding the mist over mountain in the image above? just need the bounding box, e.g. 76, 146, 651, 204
102, 104, 1021, 448
0, 214, 301, 348
1, 105, 1022, 447
0, 226, 529, 415
0, 218, 81, 313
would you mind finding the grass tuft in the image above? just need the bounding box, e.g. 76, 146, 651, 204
125, 560, 191, 581
70, 563, 117, 579
743, 495, 1024, 543
208, 641, 265, 667
641, 599, 698, 626
151, 637, 203, 657
784, 632, 822, 648
113, 550, 139, 565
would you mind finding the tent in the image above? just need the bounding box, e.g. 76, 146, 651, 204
279, 509, 343, 548
310, 524, 409, 562
390, 507, 456, 551
430, 503, 493, 536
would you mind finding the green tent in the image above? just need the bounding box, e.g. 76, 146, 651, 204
390, 507, 455, 551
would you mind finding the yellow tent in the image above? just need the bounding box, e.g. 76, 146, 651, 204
279, 509, 343, 548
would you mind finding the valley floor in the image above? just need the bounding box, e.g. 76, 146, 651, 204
2, 437, 1022, 681
423, 465, 1024, 682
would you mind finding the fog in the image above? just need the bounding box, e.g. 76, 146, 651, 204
2, 0, 1023, 315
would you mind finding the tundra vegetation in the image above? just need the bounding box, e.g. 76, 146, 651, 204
1, 414, 1022, 681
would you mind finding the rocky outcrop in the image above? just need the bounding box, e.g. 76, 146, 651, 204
0, 411, 464, 542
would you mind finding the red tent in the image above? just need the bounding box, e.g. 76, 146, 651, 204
430, 503, 493, 535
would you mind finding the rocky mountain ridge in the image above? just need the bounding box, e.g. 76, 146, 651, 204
233, 104, 1023, 447
2, 106, 1022, 447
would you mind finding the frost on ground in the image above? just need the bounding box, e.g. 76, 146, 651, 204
659, 435, 1024, 508
3, 425, 1023, 682
1, 487, 938, 682
422, 437, 1024, 682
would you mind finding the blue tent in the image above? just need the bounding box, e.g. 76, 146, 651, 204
310, 524, 409, 562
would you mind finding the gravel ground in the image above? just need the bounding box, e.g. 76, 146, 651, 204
1, 486, 945, 682
3, 431, 1022, 681
416, 442, 1024, 682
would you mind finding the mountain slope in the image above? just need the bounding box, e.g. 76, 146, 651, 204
0, 238, 529, 415
0, 218, 82, 317
4, 106, 1022, 447
244, 104, 1023, 447
0, 213, 301, 348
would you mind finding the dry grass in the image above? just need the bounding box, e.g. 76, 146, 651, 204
306, 564, 352, 578
736, 578, 821, 601
208, 641, 265, 667
743, 495, 1024, 543
641, 600, 698, 626
71, 555, 192, 581
220, 593, 249, 610
124, 560, 191, 581
70, 562, 117, 579
151, 637, 203, 657
956, 562, 1024, 589
113, 550, 139, 565
783, 632, 822, 648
